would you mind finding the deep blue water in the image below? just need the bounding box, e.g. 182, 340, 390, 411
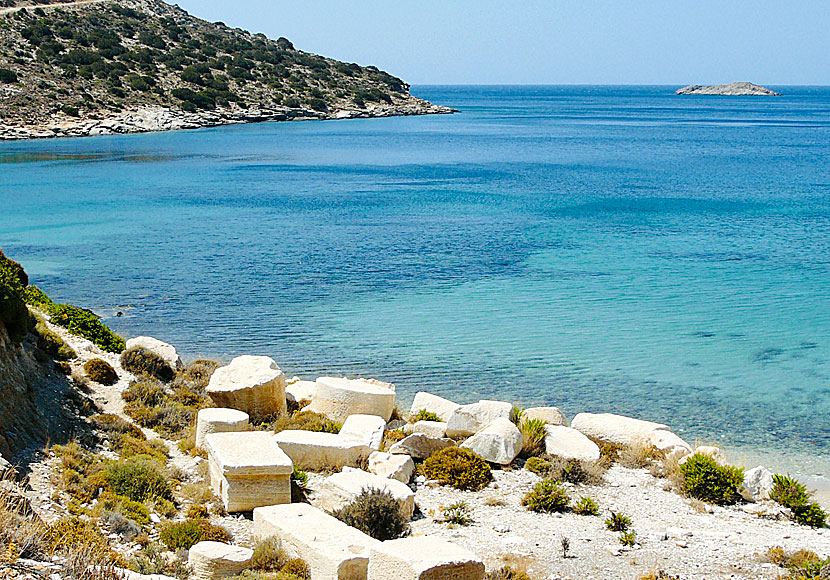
1, 86, 829, 476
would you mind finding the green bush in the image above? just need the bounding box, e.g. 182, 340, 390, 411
159, 518, 232, 550
620, 530, 637, 547
271, 411, 341, 434
331, 488, 410, 541
679, 453, 744, 505
280, 559, 311, 579
605, 511, 631, 532
442, 501, 473, 526
518, 418, 547, 458
572, 496, 599, 516
34, 318, 76, 360
105, 459, 172, 503
121, 347, 175, 381
770, 474, 828, 527
93, 492, 150, 525
0, 249, 31, 343
521, 479, 570, 513
409, 409, 442, 423
84, 358, 119, 385
422, 447, 492, 491
525, 455, 551, 476
48, 516, 108, 552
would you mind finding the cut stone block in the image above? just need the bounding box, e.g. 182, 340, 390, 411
207, 355, 287, 422
205, 431, 293, 512
521, 406, 568, 427
126, 336, 183, 370
445, 400, 514, 438
316, 467, 415, 518
460, 418, 522, 465
367, 536, 485, 580
368, 451, 415, 483
571, 412, 670, 447
195, 408, 250, 450
389, 433, 455, 460
188, 541, 253, 580
306, 377, 396, 423
286, 378, 316, 405
409, 392, 460, 422
273, 430, 371, 470
412, 420, 447, 438
254, 503, 380, 580
543, 425, 600, 462
340, 414, 387, 450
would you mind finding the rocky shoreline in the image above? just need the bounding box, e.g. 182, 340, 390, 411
676, 82, 780, 96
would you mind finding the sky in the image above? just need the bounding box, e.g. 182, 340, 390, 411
175, 1, 830, 86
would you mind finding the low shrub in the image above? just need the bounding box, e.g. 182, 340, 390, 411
605, 511, 631, 532
100, 510, 142, 539
331, 489, 410, 541
291, 467, 309, 502
34, 318, 76, 360
84, 358, 118, 385
185, 504, 209, 519
518, 418, 547, 459
572, 496, 599, 516
619, 438, 663, 468
123, 378, 200, 439
769, 474, 828, 527
521, 479, 570, 513
271, 411, 341, 434
250, 537, 289, 571
281, 559, 311, 579
121, 347, 174, 381
524, 455, 606, 486
422, 447, 492, 491
619, 530, 637, 547
105, 458, 172, 503
442, 501, 473, 526
159, 518, 232, 550
678, 453, 744, 505
0, 473, 50, 560
89, 413, 145, 441
485, 567, 532, 580
409, 409, 442, 423
93, 492, 150, 525
48, 516, 108, 552
765, 547, 829, 579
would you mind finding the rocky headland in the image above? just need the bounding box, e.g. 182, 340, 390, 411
676, 82, 780, 96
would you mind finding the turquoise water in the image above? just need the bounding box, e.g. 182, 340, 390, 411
1, 86, 829, 478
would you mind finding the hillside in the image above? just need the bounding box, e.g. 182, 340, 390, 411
0, 0, 452, 140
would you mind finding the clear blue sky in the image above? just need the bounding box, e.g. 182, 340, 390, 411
176, 1, 829, 86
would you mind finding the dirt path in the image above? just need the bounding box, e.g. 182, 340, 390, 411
0, 0, 106, 16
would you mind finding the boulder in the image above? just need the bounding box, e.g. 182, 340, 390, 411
254, 503, 380, 580
389, 433, 456, 460
571, 412, 670, 447
273, 430, 371, 470
367, 536, 485, 580
409, 392, 460, 422
647, 430, 692, 459
412, 420, 447, 438
340, 414, 387, 450
521, 406, 568, 426
206, 356, 287, 422
286, 378, 316, 405
368, 451, 415, 483
306, 377, 396, 423
543, 425, 601, 461
445, 400, 514, 438
195, 408, 250, 450
125, 336, 183, 370
741, 466, 775, 502
459, 418, 522, 465
204, 431, 293, 512
316, 467, 415, 518
679, 446, 727, 466
188, 542, 253, 580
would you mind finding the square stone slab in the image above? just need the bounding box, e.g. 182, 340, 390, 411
205, 431, 293, 477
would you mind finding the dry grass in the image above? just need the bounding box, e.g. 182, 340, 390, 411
619, 438, 664, 469
0, 474, 49, 560
649, 454, 684, 491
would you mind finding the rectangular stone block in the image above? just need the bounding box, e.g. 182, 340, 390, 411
273, 430, 371, 470
367, 536, 484, 580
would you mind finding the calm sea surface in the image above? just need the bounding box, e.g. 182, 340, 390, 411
1, 86, 829, 480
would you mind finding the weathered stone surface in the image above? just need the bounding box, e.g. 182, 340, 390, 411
521, 406, 568, 426
368, 451, 415, 483
207, 356, 286, 421
679, 446, 728, 466
647, 430, 692, 458
389, 433, 455, 460
741, 466, 775, 502
412, 420, 447, 438
195, 408, 250, 450
317, 467, 415, 518
460, 418, 522, 465
676, 82, 780, 96
273, 430, 371, 470
306, 377, 396, 423
409, 392, 460, 422
367, 536, 485, 580
125, 336, 183, 370
445, 400, 514, 438
340, 414, 387, 450
254, 503, 380, 580
205, 431, 292, 512
543, 425, 601, 461
188, 541, 253, 580
571, 412, 670, 447
286, 378, 316, 405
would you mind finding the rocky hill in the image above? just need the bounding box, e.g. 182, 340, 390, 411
0, 0, 452, 140
676, 82, 780, 96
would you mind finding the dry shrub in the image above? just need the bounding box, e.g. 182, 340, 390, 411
381, 429, 406, 451
0, 474, 49, 559
84, 359, 119, 385
618, 438, 663, 469
270, 411, 341, 435
422, 447, 492, 491
159, 518, 232, 550
518, 418, 547, 459
525, 455, 606, 486
650, 453, 684, 491
120, 347, 174, 382
331, 489, 410, 541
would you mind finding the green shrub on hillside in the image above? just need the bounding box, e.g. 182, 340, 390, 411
0, 68, 18, 83
572, 496, 600, 516
105, 458, 172, 503
518, 418, 547, 458
34, 317, 76, 360
521, 479, 570, 513
84, 358, 118, 385
122, 377, 203, 439
770, 474, 828, 528
0, 249, 32, 343
422, 447, 492, 491
159, 518, 231, 550
330, 489, 410, 541
121, 346, 174, 381
679, 453, 744, 505
92, 491, 150, 525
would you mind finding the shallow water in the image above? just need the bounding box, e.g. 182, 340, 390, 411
1, 86, 828, 480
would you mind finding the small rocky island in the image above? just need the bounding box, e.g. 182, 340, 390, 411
676, 82, 780, 96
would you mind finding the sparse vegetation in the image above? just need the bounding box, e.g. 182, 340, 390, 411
270, 410, 341, 434
422, 447, 493, 491
485, 567, 532, 580
34, 316, 76, 359
678, 453, 744, 505
159, 518, 232, 550
518, 418, 547, 458
331, 488, 410, 541
409, 409, 442, 423
765, 547, 830, 579
619, 530, 637, 547
524, 454, 606, 486
84, 358, 118, 385
121, 346, 174, 381
769, 474, 828, 528
0, 249, 31, 343
442, 501, 473, 526
521, 479, 570, 513
572, 496, 599, 516
605, 511, 632, 532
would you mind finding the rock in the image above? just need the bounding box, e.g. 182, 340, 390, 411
188, 542, 253, 580
195, 408, 250, 450
520, 407, 568, 426
316, 467, 416, 518
409, 392, 460, 421
741, 502, 789, 519
676, 82, 780, 96
412, 420, 447, 438
459, 418, 523, 465
570, 412, 670, 447
647, 430, 692, 459
285, 378, 316, 405
389, 433, 456, 460
367, 536, 485, 580
445, 400, 514, 438
125, 336, 183, 370
204, 431, 293, 512
306, 377, 396, 423
206, 356, 287, 422
368, 451, 415, 483
543, 425, 601, 461
339, 414, 387, 450
273, 430, 371, 470
253, 503, 380, 580
678, 446, 727, 466
741, 466, 775, 502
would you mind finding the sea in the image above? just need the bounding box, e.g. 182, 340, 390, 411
1, 86, 828, 489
